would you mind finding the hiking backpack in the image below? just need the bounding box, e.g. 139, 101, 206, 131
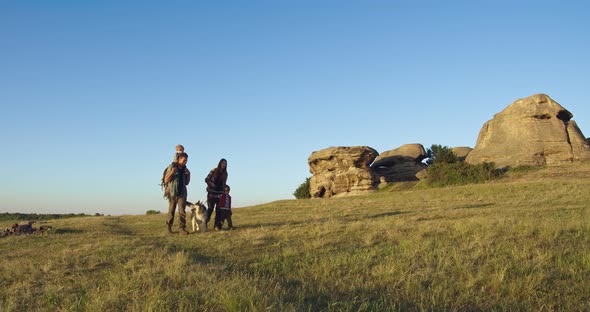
160, 163, 173, 199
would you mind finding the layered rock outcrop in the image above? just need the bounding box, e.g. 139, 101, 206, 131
308, 144, 431, 197
307, 94, 589, 199
308, 146, 378, 198
466, 94, 590, 167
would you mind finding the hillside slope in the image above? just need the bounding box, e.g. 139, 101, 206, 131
1, 162, 590, 311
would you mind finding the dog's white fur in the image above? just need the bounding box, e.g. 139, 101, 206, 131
187, 201, 208, 233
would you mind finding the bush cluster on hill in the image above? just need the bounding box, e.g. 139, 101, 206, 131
425, 144, 501, 186
425, 162, 501, 187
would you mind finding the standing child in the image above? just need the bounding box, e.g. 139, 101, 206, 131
215, 185, 234, 230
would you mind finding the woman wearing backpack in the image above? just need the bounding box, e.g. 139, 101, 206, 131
205, 158, 228, 227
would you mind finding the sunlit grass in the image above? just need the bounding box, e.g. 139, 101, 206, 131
1, 162, 590, 311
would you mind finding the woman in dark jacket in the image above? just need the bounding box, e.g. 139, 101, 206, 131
205, 158, 228, 225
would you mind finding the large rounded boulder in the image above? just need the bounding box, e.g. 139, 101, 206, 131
466, 94, 590, 167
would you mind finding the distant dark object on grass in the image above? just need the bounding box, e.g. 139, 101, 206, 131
0, 212, 100, 222
2, 221, 54, 237
146, 210, 161, 215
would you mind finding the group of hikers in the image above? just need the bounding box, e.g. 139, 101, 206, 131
163, 144, 233, 235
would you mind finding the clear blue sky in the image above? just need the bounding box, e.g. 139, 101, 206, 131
1, 1, 589, 215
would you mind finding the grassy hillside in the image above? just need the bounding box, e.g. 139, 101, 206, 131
2, 163, 590, 311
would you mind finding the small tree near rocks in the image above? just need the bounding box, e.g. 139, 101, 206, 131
425, 144, 501, 186
293, 177, 311, 199
426, 144, 458, 166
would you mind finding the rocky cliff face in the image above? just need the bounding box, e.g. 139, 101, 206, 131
306, 94, 589, 198
308, 144, 431, 198
465, 94, 590, 167
308, 146, 378, 198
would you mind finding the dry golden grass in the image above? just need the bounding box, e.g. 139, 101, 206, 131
2, 162, 590, 311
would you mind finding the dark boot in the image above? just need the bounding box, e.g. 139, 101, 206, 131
167, 225, 174, 234
179, 228, 188, 235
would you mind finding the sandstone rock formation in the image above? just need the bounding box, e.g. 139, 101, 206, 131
451, 146, 473, 162
465, 94, 590, 167
308, 146, 377, 198
371, 144, 427, 184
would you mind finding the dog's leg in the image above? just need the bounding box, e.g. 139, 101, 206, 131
191, 211, 196, 232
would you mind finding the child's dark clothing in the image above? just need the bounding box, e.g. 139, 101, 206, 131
215, 193, 233, 229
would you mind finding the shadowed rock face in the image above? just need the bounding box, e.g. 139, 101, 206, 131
371, 144, 427, 183
451, 146, 473, 162
466, 94, 590, 167
308, 146, 378, 198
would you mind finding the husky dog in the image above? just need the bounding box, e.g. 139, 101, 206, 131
38, 225, 53, 235
187, 201, 208, 233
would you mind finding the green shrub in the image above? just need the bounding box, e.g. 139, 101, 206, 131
293, 177, 311, 199
426, 162, 501, 187
426, 144, 459, 165
146, 210, 161, 215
